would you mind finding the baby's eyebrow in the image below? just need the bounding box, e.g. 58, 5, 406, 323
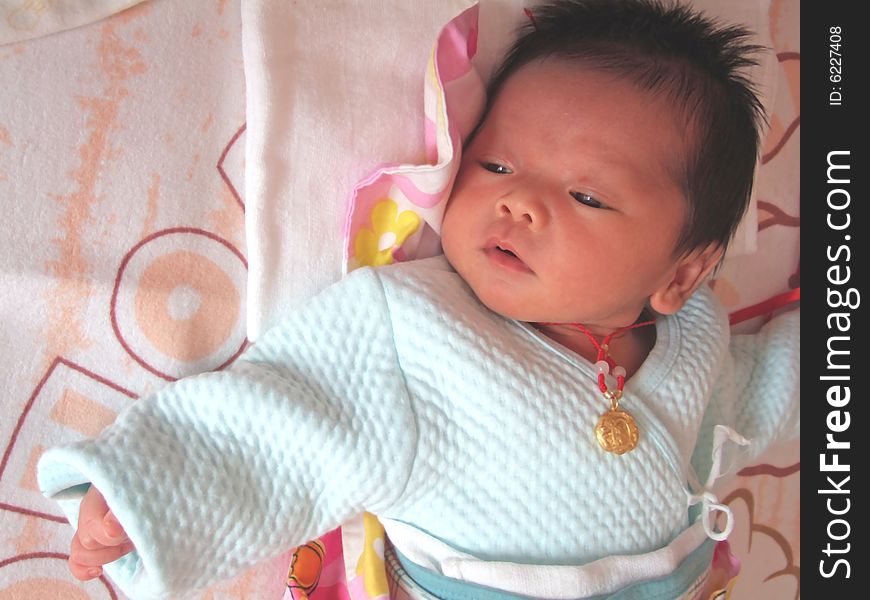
582, 143, 674, 182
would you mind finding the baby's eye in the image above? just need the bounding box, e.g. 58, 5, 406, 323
480, 162, 513, 175
570, 191, 606, 209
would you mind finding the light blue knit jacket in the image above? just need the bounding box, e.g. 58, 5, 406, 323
38, 256, 800, 599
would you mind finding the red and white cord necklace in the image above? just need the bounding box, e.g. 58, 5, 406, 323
541, 318, 656, 455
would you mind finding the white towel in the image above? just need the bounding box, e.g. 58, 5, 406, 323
241, 0, 474, 339
0, 0, 145, 45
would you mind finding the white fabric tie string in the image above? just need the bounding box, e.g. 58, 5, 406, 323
686, 425, 751, 541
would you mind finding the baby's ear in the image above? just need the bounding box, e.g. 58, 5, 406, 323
649, 242, 724, 315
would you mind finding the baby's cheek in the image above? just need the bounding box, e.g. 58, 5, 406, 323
440, 207, 469, 261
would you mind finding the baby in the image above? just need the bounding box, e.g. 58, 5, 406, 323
39, 0, 800, 598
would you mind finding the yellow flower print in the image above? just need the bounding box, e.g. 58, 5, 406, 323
355, 512, 389, 598
354, 199, 421, 267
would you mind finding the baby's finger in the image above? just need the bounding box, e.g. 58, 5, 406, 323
102, 510, 127, 541
70, 533, 135, 567
68, 559, 103, 582
78, 488, 128, 548
77, 487, 111, 550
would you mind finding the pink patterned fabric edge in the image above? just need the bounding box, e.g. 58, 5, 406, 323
342, 4, 484, 273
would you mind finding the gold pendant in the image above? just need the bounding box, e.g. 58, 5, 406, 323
595, 408, 639, 454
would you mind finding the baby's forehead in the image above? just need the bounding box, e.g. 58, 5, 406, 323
476, 61, 692, 187
492, 59, 687, 120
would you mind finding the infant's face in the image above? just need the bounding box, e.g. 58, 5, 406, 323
441, 60, 689, 331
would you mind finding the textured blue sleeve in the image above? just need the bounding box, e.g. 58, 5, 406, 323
37, 268, 417, 600
692, 309, 800, 480
729, 310, 801, 455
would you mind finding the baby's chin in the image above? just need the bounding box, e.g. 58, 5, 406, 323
444, 248, 563, 323
467, 284, 546, 323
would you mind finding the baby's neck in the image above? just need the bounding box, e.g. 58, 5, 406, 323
535, 321, 657, 380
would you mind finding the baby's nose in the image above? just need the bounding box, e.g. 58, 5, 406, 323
496, 193, 548, 228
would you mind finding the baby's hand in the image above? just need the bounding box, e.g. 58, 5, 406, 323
69, 486, 134, 581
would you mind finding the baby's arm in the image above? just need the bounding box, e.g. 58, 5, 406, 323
38, 267, 417, 599
692, 308, 800, 478
68, 486, 132, 580
730, 309, 800, 453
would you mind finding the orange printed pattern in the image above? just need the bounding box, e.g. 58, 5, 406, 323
286, 540, 327, 600
0, 0, 249, 597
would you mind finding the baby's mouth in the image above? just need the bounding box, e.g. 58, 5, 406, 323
484, 240, 534, 273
